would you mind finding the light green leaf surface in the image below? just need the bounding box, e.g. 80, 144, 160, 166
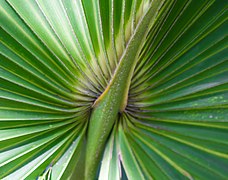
0, 0, 227, 179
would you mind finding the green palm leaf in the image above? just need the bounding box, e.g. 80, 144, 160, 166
0, 0, 227, 179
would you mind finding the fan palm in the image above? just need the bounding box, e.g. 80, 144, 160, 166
0, 0, 227, 179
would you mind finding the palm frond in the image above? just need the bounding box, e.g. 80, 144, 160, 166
0, 0, 227, 179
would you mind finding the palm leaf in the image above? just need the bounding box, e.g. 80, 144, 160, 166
0, 0, 227, 179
